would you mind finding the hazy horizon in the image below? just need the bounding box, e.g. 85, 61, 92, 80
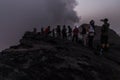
0, 0, 120, 51
75, 0, 120, 34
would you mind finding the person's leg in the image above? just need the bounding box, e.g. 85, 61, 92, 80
57, 32, 59, 38
88, 36, 91, 48
65, 33, 67, 39
58, 32, 61, 38
102, 36, 106, 51
89, 37, 92, 48
76, 35, 78, 42
62, 33, 64, 39
68, 33, 72, 40
63, 34, 65, 39
91, 36, 94, 48
72, 35, 75, 42
82, 34, 86, 46
105, 36, 109, 51
85, 34, 88, 46
100, 35, 105, 55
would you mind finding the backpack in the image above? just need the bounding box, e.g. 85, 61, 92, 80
81, 27, 86, 34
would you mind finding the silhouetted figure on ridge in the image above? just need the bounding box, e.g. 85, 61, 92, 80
81, 24, 89, 46
56, 25, 61, 38
67, 26, 72, 40
62, 25, 67, 39
72, 26, 79, 42
41, 27, 44, 35
33, 28, 37, 33
52, 28, 55, 37
32, 28, 37, 39
45, 26, 51, 36
100, 18, 110, 53
88, 20, 95, 49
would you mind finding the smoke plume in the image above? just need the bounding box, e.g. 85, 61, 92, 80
0, 0, 79, 50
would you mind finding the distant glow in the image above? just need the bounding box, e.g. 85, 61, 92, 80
75, 0, 120, 34
75, 0, 119, 17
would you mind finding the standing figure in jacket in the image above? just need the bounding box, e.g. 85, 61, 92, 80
45, 26, 51, 36
62, 25, 67, 39
56, 25, 61, 38
41, 27, 44, 35
81, 24, 89, 46
100, 18, 110, 52
52, 28, 55, 37
33, 28, 37, 33
72, 26, 79, 42
88, 20, 95, 49
67, 26, 72, 40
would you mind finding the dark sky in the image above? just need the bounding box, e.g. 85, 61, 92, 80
0, 0, 79, 51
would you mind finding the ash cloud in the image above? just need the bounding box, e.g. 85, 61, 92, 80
0, 0, 79, 50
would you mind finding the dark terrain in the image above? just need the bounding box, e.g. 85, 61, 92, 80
0, 28, 120, 80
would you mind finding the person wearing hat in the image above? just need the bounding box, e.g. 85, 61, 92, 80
100, 18, 110, 53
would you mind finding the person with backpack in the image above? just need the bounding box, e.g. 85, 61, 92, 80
88, 20, 95, 49
62, 25, 67, 39
72, 26, 79, 42
81, 24, 89, 46
100, 18, 110, 52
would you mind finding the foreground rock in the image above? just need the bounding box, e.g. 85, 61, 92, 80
0, 31, 120, 80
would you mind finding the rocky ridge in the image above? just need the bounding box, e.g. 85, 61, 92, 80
0, 30, 120, 80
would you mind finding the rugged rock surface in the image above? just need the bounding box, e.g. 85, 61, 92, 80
0, 30, 120, 80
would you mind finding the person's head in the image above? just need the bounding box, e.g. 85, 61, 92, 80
100, 18, 108, 23
48, 26, 50, 29
74, 26, 78, 29
41, 27, 44, 32
90, 20, 95, 25
33, 28, 37, 33
63, 25, 66, 28
57, 25, 60, 28
68, 25, 71, 28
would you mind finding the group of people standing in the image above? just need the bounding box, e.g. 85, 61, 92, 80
80, 20, 95, 49
80, 18, 110, 52
43, 25, 80, 42
33, 18, 110, 52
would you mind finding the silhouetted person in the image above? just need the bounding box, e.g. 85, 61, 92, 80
81, 24, 89, 46
68, 26, 72, 40
100, 18, 110, 52
41, 27, 44, 34
62, 25, 67, 39
52, 28, 55, 37
56, 25, 61, 38
45, 26, 51, 36
72, 26, 79, 42
88, 20, 95, 49
33, 28, 37, 33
